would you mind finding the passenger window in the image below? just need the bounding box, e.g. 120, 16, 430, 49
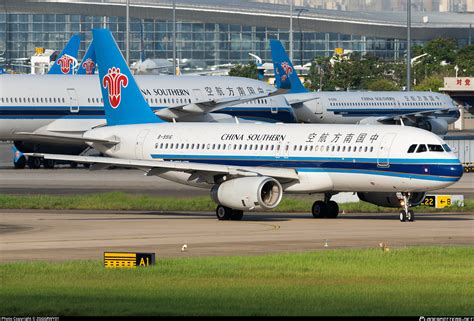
428, 144, 444, 152
416, 144, 427, 153
407, 144, 417, 153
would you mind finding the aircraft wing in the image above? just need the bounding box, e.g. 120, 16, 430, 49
155, 91, 276, 121
372, 107, 459, 124
25, 153, 299, 182
281, 92, 318, 106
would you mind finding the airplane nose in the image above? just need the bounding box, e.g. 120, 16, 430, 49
443, 162, 464, 182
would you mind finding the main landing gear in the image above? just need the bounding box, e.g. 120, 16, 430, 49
216, 205, 244, 221
311, 194, 339, 218
399, 193, 415, 222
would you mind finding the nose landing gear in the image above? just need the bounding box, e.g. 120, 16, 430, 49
399, 193, 415, 222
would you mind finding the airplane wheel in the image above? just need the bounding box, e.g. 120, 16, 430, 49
14, 156, 26, 169
399, 210, 407, 222
230, 210, 244, 221
70, 162, 78, 168
27, 157, 41, 169
216, 205, 233, 221
43, 159, 55, 169
312, 201, 327, 218
327, 201, 339, 218
407, 210, 415, 222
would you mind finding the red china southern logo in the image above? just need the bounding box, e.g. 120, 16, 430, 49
280, 62, 293, 81
102, 67, 129, 109
82, 58, 95, 75
56, 54, 76, 74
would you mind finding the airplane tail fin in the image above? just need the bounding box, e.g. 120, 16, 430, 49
48, 34, 81, 75
92, 28, 162, 126
269, 39, 308, 93
77, 41, 96, 75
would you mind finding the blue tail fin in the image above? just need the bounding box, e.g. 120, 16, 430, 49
269, 39, 308, 93
48, 34, 81, 75
92, 28, 161, 126
77, 41, 96, 75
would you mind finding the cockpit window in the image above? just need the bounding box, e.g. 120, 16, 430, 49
442, 144, 452, 152
416, 144, 427, 153
407, 144, 417, 153
428, 144, 444, 152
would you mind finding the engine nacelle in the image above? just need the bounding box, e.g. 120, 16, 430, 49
417, 118, 448, 135
357, 192, 426, 208
211, 177, 283, 211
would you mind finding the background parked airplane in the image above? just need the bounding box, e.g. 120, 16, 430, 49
269, 39, 460, 135
47, 35, 81, 75
28, 29, 463, 222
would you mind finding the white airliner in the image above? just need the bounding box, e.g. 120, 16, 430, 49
269, 40, 460, 135
28, 29, 464, 222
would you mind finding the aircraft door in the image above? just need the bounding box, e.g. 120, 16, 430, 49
270, 98, 278, 114
275, 141, 290, 159
314, 98, 323, 114
192, 89, 205, 103
377, 133, 396, 167
67, 88, 79, 113
135, 129, 150, 159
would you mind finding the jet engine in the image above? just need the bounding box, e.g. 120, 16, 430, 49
417, 119, 448, 135
357, 192, 426, 208
211, 176, 283, 211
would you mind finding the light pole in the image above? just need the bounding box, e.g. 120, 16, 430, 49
126, 0, 130, 66
172, 0, 176, 75
289, 0, 293, 61
296, 8, 308, 67
406, 0, 411, 91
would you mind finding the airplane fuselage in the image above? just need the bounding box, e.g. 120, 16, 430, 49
290, 91, 460, 126
0, 75, 460, 142
85, 122, 463, 193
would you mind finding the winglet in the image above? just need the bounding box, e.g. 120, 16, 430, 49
77, 41, 96, 75
92, 28, 162, 126
48, 34, 81, 75
269, 39, 308, 93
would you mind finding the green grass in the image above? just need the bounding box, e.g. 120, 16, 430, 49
1, 247, 473, 316
0, 192, 472, 213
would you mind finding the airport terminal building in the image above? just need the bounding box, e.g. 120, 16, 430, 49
1, 0, 472, 72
